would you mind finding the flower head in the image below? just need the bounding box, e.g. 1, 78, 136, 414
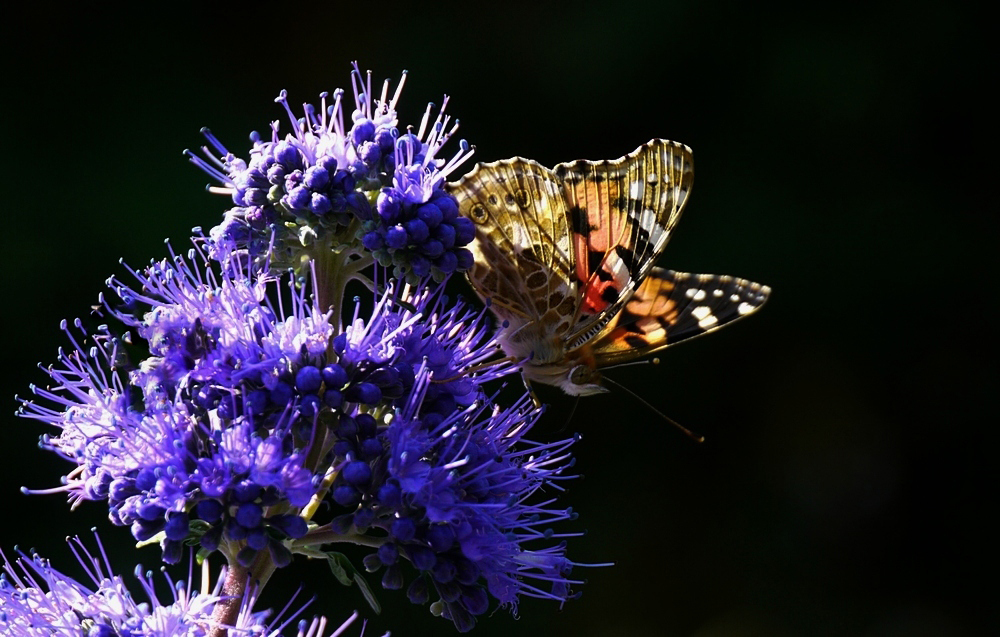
318, 285, 583, 632
0, 535, 377, 637
187, 64, 475, 282
18, 243, 336, 566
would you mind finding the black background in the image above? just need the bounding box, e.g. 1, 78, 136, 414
2, 2, 995, 635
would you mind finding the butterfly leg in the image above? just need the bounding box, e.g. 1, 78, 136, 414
523, 376, 542, 409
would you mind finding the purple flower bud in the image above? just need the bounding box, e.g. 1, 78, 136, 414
200, 525, 223, 551
266, 163, 286, 185
274, 141, 300, 169
362, 232, 384, 251
378, 542, 399, 565
333, 484, 360, 506
432, 557, 457, 583
310, 193, 332, 215
246, 527, 269, 550
342, 460, 372, 486
245, 389, 268, 415
375, 127, 396, 151
360, 436, 384, 458
244, 188, 267, 206
386, 225, 408, 249
138, 502, 165, 521
377, 190, 402, 223
455, 248, 475, 271
345, 382, 381, 405
323, 389, 344, 409
409, 545, 436, 571
358, 141, 381, 165
351, 119, 376, 145
284, 185, 311, 211
164, 512, 190, 541
162, 539, 183, 565
416, 202, 443, 228
269, 538, 293, 568
434, 223, 457, 249
135, 468, 157, 491
382, 565, 404, 590
420, 240, 444, 258
356, 413, 378, 437
453, 216, 476, 245
237, 546, 258, 568
377, 482, 401, 507
404, 219, 430, 243
391, 517, 416, 542
295, 366, 323, 393
322, 363, 349, 388
236, 502, 263, 529
270, 514, 308, 538
303, 165, 330, 190
299, 393, 321, 417
196, 499, 224, 522
407, 577, 430, 604
410, 255, 431, 278
427, 524, 456, 552
435, 251, 459, 275
462, 586, 490, 615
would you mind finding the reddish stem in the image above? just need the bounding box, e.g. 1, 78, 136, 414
208, 562, 249, 637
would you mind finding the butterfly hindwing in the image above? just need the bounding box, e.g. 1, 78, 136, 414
555, 140, 694, 350
592, 268, 771, 365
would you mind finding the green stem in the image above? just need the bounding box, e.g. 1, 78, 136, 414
292, 528, 388, 550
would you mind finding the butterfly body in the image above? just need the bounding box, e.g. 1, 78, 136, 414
447, 140, 770, 395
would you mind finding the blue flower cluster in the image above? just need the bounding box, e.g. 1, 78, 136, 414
188, 65, 475, 282
318, 287, 581, 631
20, 245, 333, 567
0, 535, 377, 637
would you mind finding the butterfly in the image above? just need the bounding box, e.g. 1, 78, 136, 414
446, 139, 770, 396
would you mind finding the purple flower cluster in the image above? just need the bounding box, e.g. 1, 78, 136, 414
188, 65, 475, 282
19, 244, 331, 567
0, 535, 376, 637
319, 287, 581, 631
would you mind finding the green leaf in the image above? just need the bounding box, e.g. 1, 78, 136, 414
323, 552, 381, 614
325, 551, 354, 587
353, 572, 382, 615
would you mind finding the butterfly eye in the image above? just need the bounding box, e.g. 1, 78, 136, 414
568, 364, 594, 385
470, 203, 489, 224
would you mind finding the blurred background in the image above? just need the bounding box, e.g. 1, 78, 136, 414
2, 1, 994, 635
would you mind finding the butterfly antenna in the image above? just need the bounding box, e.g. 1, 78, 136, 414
600, 375, 705, 443
556, 395, 582, 434
600, 357, 662, 372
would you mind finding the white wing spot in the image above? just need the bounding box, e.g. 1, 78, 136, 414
684, 288, 707, 302
692, 305, 718, 329
646, 173, 658, 184
737, 302, 755, 315
730, 294, 740, 302
629, 180, 643, 198
713, 289, 724, 297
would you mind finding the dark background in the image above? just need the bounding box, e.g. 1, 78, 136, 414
3, 2, 995, 635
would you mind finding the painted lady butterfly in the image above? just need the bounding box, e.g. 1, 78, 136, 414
446, 139, 770, 396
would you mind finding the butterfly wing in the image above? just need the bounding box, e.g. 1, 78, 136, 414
446, 158, 579, 340
591, 268, 771, 365
554, 139, 694, 351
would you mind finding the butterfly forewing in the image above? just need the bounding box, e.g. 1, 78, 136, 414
554, 140, 694, 350
591, 268, 771, 365
447, 158, 579, 337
